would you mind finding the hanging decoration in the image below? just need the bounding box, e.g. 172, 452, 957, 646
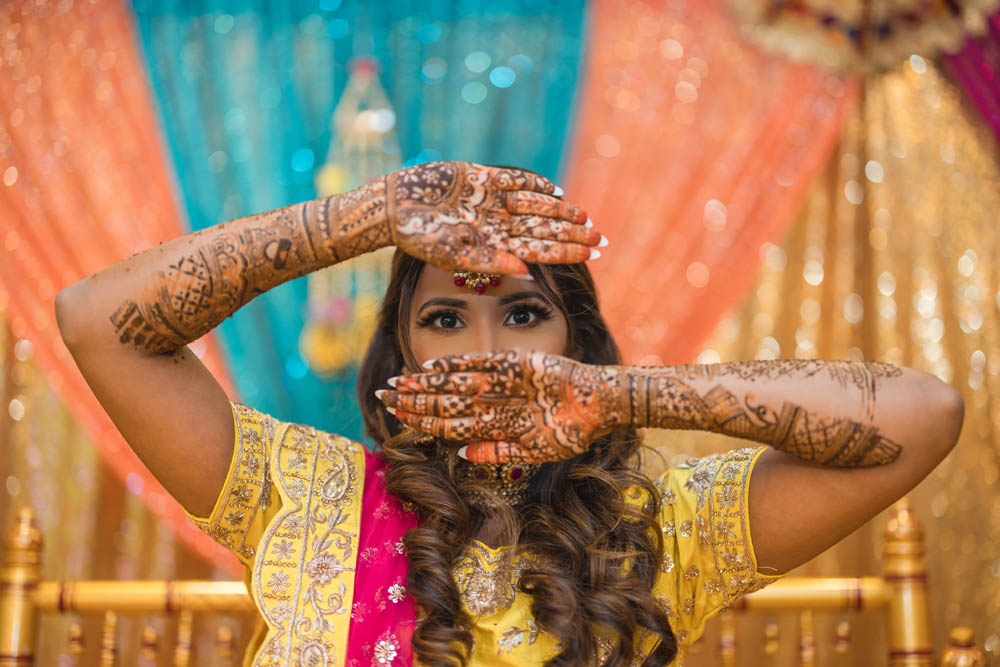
301, 57, 401, 376
728, 0, 999, 72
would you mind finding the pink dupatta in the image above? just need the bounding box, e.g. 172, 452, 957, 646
346, 449, 420, 666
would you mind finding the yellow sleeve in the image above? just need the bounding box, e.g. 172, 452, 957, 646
182, 401, 283, 568
651, 446, 785, 645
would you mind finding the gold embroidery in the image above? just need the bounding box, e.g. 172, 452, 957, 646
200, 402, 275, 563
387, 583, 406, 603
452, 542, 519, 617
497, 620, 538, 655
250, 419, 364, 666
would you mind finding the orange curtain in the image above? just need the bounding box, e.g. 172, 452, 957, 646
0, 0, 239, 571
564, 0, 860, 365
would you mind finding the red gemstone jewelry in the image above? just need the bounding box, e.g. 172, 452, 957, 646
453, 271, 501, 294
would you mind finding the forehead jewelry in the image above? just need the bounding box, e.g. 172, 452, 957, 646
453, 271, 502, 295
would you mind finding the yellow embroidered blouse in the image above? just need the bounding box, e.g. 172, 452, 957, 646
184, 402, 784, 666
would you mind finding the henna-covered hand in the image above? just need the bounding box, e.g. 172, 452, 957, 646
377, 350, 626, 464
384, 162, 600, 275
377, 352, 903, 467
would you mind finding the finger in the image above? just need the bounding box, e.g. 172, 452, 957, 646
462, 441, 551, 464
394, 371, 518, 396
507, 237, 593, 264
393, 411, 486, 441
489, 167, 556, 195
512, 217, 602, 246
502, 191, 586, 223
379, 391, 476, 418
422, 350, 523, 374
457, 245, 529, 276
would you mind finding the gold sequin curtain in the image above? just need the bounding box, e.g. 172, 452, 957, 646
645, 57, 1000, 664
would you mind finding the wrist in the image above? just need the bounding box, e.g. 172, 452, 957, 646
305, 179, 394, 265
601, 366, 649, 431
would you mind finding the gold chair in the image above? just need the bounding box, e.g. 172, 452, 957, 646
0, 501, 987, 665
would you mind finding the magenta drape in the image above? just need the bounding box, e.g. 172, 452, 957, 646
945, 12, 1000, 142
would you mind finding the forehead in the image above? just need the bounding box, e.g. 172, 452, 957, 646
413, 265, 544, 303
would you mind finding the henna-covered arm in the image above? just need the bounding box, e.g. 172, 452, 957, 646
54, 180, 392, 514
63, 179, 390, 354
614, 359, 964, 573
618, 360, 914, 467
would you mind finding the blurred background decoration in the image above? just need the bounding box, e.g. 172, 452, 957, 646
301, 56, 399, 376
730, 0, 998, 73
0, 0, 997, 663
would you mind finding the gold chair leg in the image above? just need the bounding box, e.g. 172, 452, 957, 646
99, 611, 117, 666
799, 610, 816, 667
0, 508, 42, 667
719, 612, 737, 667
174, 610, 193, 667
883, 498, 933, 666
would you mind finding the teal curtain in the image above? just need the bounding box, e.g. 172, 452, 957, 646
131, 0, 588, 441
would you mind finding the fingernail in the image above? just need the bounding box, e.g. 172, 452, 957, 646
387, 376, 398, 387
552, 185, 564, 197
589, 249, 602, 260
457, 446, 469, 460
584, 218, 593, 228
375, 389, 388, 400
513, 273, 535, 281
386, 406, 397, 416
598, 235, 609, 248
421, 360, 435, 370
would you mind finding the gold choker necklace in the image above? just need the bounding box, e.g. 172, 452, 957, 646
402, 429, 538, 508
456, 460, 540, 509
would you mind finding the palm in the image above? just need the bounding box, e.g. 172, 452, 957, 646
381, 350, 623, 463
384, 162, 596, 274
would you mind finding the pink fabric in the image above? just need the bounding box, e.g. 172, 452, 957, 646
945, 12, 1000, 142
346, 449, 420, 666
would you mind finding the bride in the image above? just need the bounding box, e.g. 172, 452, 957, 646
55, 161, 963, 666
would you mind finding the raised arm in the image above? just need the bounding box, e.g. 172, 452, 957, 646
55, 163, 595, 516
380, 352, 963, 574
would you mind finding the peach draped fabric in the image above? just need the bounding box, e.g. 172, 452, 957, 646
0, 0, 240, 570
564, 0, 859, 365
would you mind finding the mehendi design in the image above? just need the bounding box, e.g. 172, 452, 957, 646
386, 162, 595, 275
109, 181, 389, 353
380, 352, 903, 468
629, 373, 901, 467
109, 161, 597, 353
384, 350, 622, 463
663, 359, 903, 420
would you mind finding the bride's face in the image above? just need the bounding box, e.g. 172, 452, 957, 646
408, 266, 570, 367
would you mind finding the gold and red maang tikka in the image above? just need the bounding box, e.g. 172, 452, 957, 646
452, 271, 502, 294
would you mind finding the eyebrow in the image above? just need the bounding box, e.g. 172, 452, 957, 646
416, 291, 550, 315
497, 291, 549, 306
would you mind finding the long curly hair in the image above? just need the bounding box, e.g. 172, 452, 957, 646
356, 250, 677, 666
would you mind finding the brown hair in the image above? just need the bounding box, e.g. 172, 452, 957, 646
357, 250, 677, 666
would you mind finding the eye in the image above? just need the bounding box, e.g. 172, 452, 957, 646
416, 309, 465, 331
504, 303, 553, 328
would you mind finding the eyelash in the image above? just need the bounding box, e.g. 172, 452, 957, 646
415, 303, 554, 331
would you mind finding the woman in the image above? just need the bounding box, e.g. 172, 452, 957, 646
55, 161, 964, 666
